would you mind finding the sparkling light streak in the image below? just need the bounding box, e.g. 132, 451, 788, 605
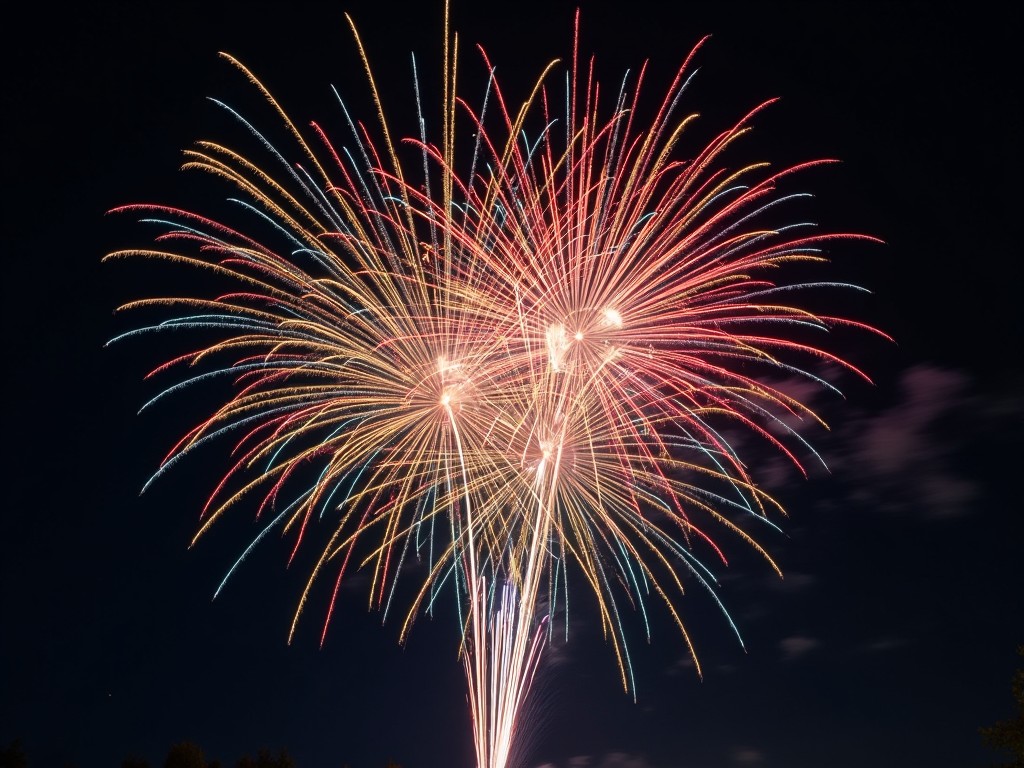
107, 7, 886, 767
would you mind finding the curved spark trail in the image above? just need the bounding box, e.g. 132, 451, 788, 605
107, 7, 886, 767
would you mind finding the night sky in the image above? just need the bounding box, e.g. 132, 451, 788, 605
3, 3, 1022, 768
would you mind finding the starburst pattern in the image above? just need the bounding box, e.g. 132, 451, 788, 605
107, 9, 885, 768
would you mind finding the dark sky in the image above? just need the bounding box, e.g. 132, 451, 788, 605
3, 3, 1022, 768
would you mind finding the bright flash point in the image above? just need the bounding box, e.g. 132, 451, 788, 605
602, 308, 623, 328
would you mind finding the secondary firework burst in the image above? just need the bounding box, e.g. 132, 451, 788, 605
107, 7, 886, 768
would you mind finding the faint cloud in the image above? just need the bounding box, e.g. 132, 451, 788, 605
667, 652, 739, 678
535, 595, 585, 669
848, 365, 967, 468
666, 653, 698, 676
761, 374, 832, 436
540, 754, 654, 768
541, 637, 574, 668
731, 746, 765, 764
767, 571, 818, 593
596, 754, 654, 768
750, 363, 1023, 519
778, 634, 819, 661
857, 636, 910, 654
837, 364, 980, 518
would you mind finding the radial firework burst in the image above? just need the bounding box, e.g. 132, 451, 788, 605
107, 7, 885, 768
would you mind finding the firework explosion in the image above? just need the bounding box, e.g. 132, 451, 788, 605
107, 8, 885, 767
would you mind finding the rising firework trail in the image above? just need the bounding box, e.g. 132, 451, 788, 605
107, 5, 886, 767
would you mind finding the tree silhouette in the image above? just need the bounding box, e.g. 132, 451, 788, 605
164, 742, 206, 768
121, 757, 150, 768
0, 740, 27, 768
235, 748, 294, 768
981, 645, 1024, 767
